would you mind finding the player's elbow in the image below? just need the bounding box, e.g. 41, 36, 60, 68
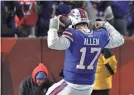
111, 36, 124, 48
48, 43, 53, 49
117, 35, 125, 47
113, 35, 125, 48
121, 36, 125, 45
48, 41, 56, 49
106, 35, 125, 48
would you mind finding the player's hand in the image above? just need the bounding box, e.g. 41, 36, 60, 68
49, 16, 59, 30
94, 21, 106, 29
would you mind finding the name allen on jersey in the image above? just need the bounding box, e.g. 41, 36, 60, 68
84, 38, 100, 46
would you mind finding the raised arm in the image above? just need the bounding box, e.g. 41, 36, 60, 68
95, 21, 124, 48
104, 22, 124, 48
47, 16, 70, 50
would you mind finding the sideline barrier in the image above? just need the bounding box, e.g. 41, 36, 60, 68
1, 37, 134, 95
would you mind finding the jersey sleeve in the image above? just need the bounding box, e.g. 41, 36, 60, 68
62, 28, 73, 42
47, 28, 71, 50
104, 22, 124, 48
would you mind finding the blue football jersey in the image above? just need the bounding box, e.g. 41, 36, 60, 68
62, 28, 110, 85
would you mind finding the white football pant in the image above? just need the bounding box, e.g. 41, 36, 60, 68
46, 79, 94, 95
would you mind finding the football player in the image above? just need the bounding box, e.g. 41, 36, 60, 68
46, 8, 124, 95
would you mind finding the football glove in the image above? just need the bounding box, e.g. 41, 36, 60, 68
49, 16, 60, 30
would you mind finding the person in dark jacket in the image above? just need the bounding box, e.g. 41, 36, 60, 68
36, 1, 54, 37
19, 63, 53, 95
111, 1, 131, 36
1, 1, 23, 37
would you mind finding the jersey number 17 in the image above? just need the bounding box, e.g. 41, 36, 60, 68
76, 47, 101, 70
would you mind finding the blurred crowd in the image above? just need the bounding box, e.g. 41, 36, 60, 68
1, 1, 134, 37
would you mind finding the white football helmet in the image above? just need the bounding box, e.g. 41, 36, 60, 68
68, 8, 90, 26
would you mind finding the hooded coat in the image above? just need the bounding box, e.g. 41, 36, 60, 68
19, 63, 53, 95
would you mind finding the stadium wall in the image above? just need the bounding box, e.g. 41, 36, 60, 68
1, 37, 134, 95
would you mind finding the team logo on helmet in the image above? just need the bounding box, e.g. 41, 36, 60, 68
68, 8, 89, 26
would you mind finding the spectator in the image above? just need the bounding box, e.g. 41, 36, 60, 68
1, 1, 23, 29
95, 1, 114, 24
1, 1, 23, 37
19, 63, 53, 95
87, 1, 114, 29
91, 49, 117, 95
36, 1, 54, 37
111, 1, 130, 36
126, 1, 134, 37
55, 2, 71, 16
15, 0, 38, 37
